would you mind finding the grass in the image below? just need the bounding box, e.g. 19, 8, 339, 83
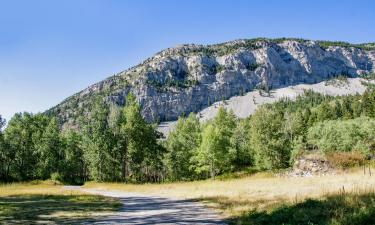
0, 181, 122, 224
237, 191, 375, 225
84, 169, 375, 225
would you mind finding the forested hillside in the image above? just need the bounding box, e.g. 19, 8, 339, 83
1, 86, 374, 183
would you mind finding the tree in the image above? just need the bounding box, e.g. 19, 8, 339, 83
81, 99, 121, 182
34, 117, 62, 179
108, 104, 128, 181
4, 113, 40, 180
250, 107, 290, 169
166, 113, 201, 181
341, 97, 353, 119
193, 107, 236, 178
60, 130, 86, 184
122, 93, 165, 182
229, 119, 253, 169
0, 115, 9, 181
307, 117, 375, 156
316, 101, 335, 122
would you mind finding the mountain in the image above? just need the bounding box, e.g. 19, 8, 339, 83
46, 38, 375, 129
158, 77, 373, 136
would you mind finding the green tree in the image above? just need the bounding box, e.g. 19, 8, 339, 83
307, 117, 375, 156
4, 113, 39, 180
0, 115, 9, 181
34, 117, 62, 179
341, 97, 353, 119
122, 93, 165, 182
108, 104, 128, 181
193, 107, 236, 178
166, 113, 201, 181
316, 101, 335, 122
81, 99, 121, 181
60, 130, 86, 184
229, 119, 253, 169
250, 107, 290, 169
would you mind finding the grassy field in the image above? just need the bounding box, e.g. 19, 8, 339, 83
0, 181, 122, 224
85, 169, 375, 225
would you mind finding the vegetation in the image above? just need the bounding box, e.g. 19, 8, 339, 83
172, 38, 375, 57
238, 191, 375, 225
1, 89, 375, 184
0, 181, 121, 224
0, 93, 164, 184
146, 78, 199, 91
164, 89, 375, 180
1, 81, 375, 224
84, 169, 375, 225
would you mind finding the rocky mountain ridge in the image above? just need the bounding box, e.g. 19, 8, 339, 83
46, 38, 375, 129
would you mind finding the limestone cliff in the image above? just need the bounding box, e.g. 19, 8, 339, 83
46, 38, 375, 129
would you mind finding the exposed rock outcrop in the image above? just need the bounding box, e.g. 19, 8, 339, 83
46, 38, 375, 129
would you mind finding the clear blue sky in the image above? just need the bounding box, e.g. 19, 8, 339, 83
1, 0, 374, 121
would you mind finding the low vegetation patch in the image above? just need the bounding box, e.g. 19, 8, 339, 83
234, 191, 375, 225
0, 182, 121, 224
324, 75, 349, 87
326, 152, 366, 169
84, 169, 375, 224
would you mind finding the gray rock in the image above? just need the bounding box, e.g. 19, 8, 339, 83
46, 39, 375, 129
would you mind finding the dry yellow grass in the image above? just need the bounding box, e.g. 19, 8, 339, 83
0, 180, 80, 196
0, 181, 121, 224
84, 169, 375, 217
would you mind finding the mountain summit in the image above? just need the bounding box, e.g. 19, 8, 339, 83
47, 38, 375, 129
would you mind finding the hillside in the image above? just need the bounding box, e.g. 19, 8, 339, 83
46, 38, 375, 129
157, 77, 374, 136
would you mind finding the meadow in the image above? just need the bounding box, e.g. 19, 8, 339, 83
84, 169, 375, 225
0, 181, 121, 224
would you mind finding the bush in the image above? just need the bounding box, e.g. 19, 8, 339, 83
50, 172, 63, 184
327, 152, 366, 169
307, 117, 375, 156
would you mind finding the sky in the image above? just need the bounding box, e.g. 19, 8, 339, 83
1, 0, 375, 122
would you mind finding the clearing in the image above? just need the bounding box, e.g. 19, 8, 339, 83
0, 181, 121, 224
84, 169, 375, 224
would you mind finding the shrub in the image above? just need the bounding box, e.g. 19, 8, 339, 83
307, 117, 375, 156
326, 152, 365, 169
50, 172, 63, 183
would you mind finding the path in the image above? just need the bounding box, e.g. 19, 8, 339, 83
64, 186, 227, 225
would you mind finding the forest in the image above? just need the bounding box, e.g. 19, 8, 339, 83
0, 89, 374, 184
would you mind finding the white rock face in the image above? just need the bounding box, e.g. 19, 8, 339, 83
48, 39, 375, 129
158, 78, 374, 137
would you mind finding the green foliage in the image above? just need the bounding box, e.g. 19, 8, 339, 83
193, 108, 236, 178
307, 117, 375, 156
3, 113, 48, 181
236, 192, 375, 225
2, 88, 375, 184
60, 130, 86, 184
81, 99, 121, 182
0, 93, 164, 184
359, 72, 375, 80
146, 78, 199, 91
214, 64, 226, 73
121, 93, 165, 182
0, 115, 7, 181
165, 113, 201, 181
229, 119, 253, 169
317, 40, 375, 51
250, 107, 291, 169
35, 117, 62, 179
245, 62, 260, 71
324, 75, 349, 87
0, 193, 121, 224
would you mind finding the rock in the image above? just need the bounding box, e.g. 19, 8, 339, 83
288, 151, 335, 177
46, 39, 375, 129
